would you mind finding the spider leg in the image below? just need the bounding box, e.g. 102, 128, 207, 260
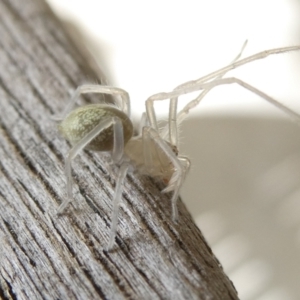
143, 127, 184, 222
169, 40, 249, 145
152, 40, 248, 145
175, 45, 300, 90
138, 112, 148, 137
179, 156, 191, 183
147, 74, 300, 133
52, 84, 131, 121
57, 117, 124, 214
111, 118, 125, 163
193, 77, 300, 123
161, 156, 191, 193
107, 161, 129, 250
170, 41, 248, 136
170, 46, 300, 123
152, 45, 300, 145
162, 156, 191, 194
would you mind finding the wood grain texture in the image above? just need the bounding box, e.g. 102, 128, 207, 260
0, 0, 239, 299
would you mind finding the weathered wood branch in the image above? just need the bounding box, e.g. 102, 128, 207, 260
0, 0, 238, 299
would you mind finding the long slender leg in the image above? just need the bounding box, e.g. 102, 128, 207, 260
145, 83, 218, 135
57, 117, 123, 214
138, 112, 148, 136
162, 156, 191, 194
147, 45, 300, 140
111, 118, 124, 163
107, 162, 129, 250
163, 40, 248, 144
168, 98, 178, 146
143, 127, 184, 222
178, 156, 191, 183
194, 77, 300, 123
53, 84, 131, 121
172, 40, 248, 128
146, 75, 300, 126
172, 46, 300, 122
175, 46, 300, 90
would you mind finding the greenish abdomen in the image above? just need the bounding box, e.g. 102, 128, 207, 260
58, 104, 133, 151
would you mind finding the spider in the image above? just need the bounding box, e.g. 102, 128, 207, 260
54, 43, 300, 250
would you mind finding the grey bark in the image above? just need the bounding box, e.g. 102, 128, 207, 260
0, 0, 239, 299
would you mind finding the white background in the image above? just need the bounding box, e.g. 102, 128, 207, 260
47, 0, 300, 117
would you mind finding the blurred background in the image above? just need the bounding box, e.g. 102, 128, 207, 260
46, 1, 300, 299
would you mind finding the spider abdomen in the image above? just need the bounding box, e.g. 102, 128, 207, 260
58, 104, 133, 151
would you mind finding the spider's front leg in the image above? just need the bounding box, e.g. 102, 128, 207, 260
147, 41, 249, 146
53, 84, 131, 121
203, 78, 300, 123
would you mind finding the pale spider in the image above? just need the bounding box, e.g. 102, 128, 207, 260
55, 43, 300, 250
